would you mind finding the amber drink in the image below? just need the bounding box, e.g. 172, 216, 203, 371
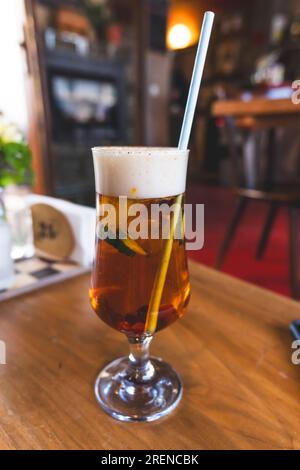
90, 146, 190, 422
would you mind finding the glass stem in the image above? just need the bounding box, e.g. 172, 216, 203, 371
126, 335, 155, 383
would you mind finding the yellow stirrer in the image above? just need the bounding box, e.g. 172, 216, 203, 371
144, 11, 215, 335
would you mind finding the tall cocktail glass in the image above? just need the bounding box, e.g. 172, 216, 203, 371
89, 146, 190, 422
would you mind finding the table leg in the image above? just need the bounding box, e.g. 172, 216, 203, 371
264, 127, 276, 190
256, 203, 279, 260
243, 131, 257, 189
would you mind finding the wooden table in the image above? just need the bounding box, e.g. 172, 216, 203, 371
0, 261, 300, 450
212, 97, 300, 189
212, 97, 300, 120
212, 97, 300, 300
212, 97, 300, 131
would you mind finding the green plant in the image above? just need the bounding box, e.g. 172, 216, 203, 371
0, 114, 33, 188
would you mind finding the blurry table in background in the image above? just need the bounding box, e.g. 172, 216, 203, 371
213, 97, 300, 124
212, 97, 300, 298
0, 261, 300, 450
212, 97, 300, 184
212, 97, 300, 189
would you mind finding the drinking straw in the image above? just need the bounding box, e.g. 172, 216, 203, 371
178, 11, 215, 151
145, 11, 215, 335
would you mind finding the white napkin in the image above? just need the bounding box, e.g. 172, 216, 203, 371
25, 194, 95, 267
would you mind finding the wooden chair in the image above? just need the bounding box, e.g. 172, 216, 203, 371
214, 114, 300, 299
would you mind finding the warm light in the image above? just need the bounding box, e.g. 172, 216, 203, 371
167, 1, 202, 50
167, 23, 193, 50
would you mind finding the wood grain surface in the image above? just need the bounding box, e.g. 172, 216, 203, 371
212, 97, 300, 118
0, 261, 300, 450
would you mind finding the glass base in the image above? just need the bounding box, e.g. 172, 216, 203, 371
94, 356, 182, 422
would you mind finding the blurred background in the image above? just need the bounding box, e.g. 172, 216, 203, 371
1, 0, 300, 298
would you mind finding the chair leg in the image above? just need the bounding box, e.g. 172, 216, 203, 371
215, 197, 248, 270
289, 207, 299, 299
256, 203, 279, 260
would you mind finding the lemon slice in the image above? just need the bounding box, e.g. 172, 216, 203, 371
99, 224, 148, 257
122, 237, 148, 256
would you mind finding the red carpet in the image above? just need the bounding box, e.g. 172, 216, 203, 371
186, 184, 291, 297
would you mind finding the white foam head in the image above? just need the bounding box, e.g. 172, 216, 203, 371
92, 147, 189, 199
